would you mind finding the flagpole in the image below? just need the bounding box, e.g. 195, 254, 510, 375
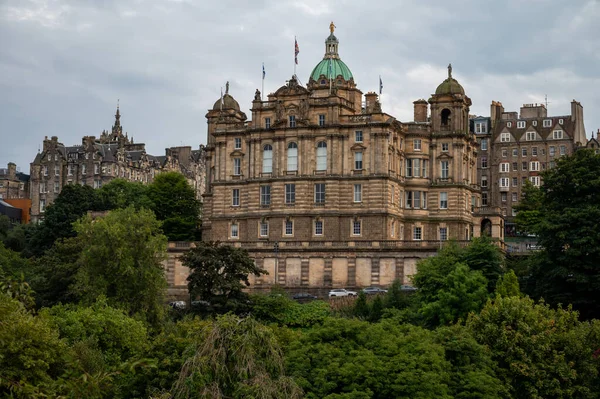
262, 63, 265, 101
294, 36, 297, 77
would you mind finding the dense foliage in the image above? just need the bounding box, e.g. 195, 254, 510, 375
514, 149, 600, 319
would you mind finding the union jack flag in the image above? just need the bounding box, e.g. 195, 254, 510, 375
295, 37, 299, 65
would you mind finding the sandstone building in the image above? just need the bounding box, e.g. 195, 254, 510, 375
29, 106, 206, 223
472, 101, 586, 251
201, 26, 503, 289
0, 163, 31, 223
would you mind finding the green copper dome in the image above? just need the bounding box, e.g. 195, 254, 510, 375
310, 58, 353, 81
435, 64, 464, 95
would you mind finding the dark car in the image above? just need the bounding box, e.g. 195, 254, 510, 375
292, 293, 318, 302
400, 285, 418, 292
362, 287, 388, 295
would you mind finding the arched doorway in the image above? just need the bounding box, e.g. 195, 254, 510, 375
481, 218, 492, 237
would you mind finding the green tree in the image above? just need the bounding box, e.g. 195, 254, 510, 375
29, 184, 100, 256
513, 180, 544, 235
72, 207, 168, 325
147, 172, 201, 241
519, 149, 600, 319
467, 296, 600, 398
96, 178, 152, 211
494, 269, 521, 298
460, 236, 505, 291
419, 263, 489, 326
369, 295, 383, 322
172, 314, 303, 399
0, 294, 67, 396
182, 242, 266, 306
353, 291, 370, 319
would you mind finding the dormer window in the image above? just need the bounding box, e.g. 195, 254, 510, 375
320, 79, 326, 85
532, 120, 538, 126
553, 130, 563, 139
559, 118, 564, 125
507, 122, 512, 128
517, 121, 525, 128
543, 119, 552, 127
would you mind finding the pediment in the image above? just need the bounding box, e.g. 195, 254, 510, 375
229, 150, 245, 157
351, 143, 367, 151
436, 152, 453, 160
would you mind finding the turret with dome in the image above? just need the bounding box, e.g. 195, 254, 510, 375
308, 22, 356, 90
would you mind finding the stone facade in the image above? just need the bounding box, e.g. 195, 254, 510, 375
29, 106, 206, 222
0, 163, 29, 200
201, 27, 504, 289
473, 101, 586, 238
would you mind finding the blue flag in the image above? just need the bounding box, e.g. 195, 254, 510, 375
379, 76, 383, 95
262, 63, 265, 80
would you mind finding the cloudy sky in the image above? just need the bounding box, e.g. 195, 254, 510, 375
1, 0, 599, 172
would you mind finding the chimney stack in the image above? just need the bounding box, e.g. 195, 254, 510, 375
413, 99, 428, 122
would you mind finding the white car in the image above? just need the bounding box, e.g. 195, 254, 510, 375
328, 289, 358, 298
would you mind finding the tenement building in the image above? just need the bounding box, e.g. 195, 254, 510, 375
200, 25, 504, 289
29, 106, 206, 222
472, 101, 586, 252
0, 163, 31, 223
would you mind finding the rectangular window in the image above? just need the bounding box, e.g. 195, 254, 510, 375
413, 191, 421, 209
549, 161, 556, 168
501, 192, 507, 202
355, 130, 363, 142
500, 177, 509, 188
502, 149, 508, 157
234, 138, 242, 149
67, 164, 74, 176
354, 184, 362, 202
43, 166, 48, 176
94, 164, 100, 174
481, 157, 488, 168
39, 182, 46, 193
315, 220, 323, 235
354, 151, 363, 170
549, 146, 555, 156
413, 139, 422, 151
413, 226, 422, 241
260, 222, 269, 237
481, 176, 488, 187
512, 192, 518, 202
406, 191, 413, 208
260, 185, 271, 206
82, 164, 87, 175
526, 132, 536, 141
480, 139, 487, 151
517, 121, 526, 128
231, 223, 239, 238
319, 114, 325, 126
413, 159, 421, 177
522, 177, 528, 186
532, 147, 538, 156
512, 177, 518, 187
482, 192, 488, 206
522, 162, 527, 171
500, 163, 509, 173
529, 176, 541, 186
47, 154, 51, 161
54, 182, 60, 193
522, 148, 527, 157
289, 115, 296, 128
285, 220, 294, 235
265, 117, 271, 129
352, 220, 361, 236
440, 227, 448, 241
40, 199, 46, 213
543, 119, 552, 127
285, 183, 296, 204
530, 161, 539, 171
440, 192, 448, 209
512, 148, 518, 157
232, 189, 240, 206
475, 122, 487, 133
233, 158, 241, 175
406, 159, 413, 177
553, 130, 563, 139
94, 180, 102, 189
560, 145, 566, 155
501, 133, 510, 142
512, 162, 517, 172
441, 160, 449, 179
54, 165, 60, 176
422, 160, 428, 178
314, 183, 325, 203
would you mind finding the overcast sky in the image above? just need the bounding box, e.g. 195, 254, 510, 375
2, 0, 599, 172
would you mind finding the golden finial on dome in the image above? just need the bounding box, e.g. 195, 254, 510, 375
330, 21, 336, 34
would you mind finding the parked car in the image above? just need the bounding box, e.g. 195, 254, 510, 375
328, 289, 358, 298
292, 293, 318, 302
169, 301, 186, 309
362, 287, 388, 295
400, 285, 418, 292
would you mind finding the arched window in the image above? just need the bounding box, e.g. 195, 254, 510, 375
316, 141, 327, 171
287, 142, 298, 171
441, 109, 451, 126
262, 144, 273, 173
